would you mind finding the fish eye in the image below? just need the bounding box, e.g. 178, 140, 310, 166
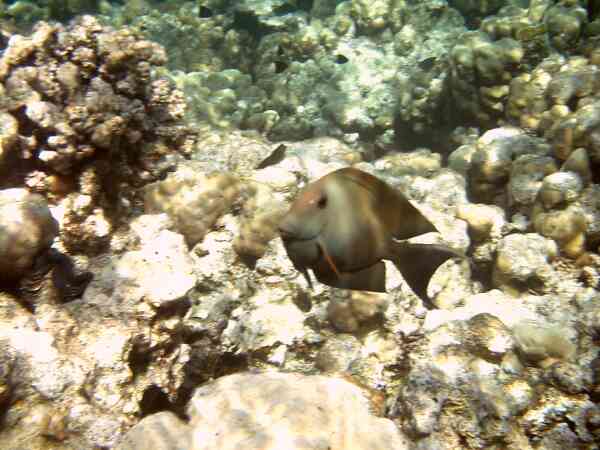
317, 194, 327, 209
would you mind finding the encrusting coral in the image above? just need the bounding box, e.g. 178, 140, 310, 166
507, 53, 600, 167
232, 206, 285, 261
144, 166, 247, 248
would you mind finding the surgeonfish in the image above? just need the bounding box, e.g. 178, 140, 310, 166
278, 167, 463, 308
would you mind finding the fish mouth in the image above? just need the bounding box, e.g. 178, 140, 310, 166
280, 233, 319, 243
278, 226, 319, 242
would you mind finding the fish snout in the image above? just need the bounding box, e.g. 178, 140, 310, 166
278, 217, 300, 241
278, 223, 295, 240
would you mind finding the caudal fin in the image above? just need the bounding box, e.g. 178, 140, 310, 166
388, 241, 464, 308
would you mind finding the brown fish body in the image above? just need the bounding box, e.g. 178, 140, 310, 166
279, 167, 463, 307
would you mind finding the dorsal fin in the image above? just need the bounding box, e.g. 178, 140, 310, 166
334, 167, 438, 239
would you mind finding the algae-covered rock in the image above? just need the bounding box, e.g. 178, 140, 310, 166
327, 290, 388, 333
537, 171, 584, 210
532, 203, 588, 258
513, 321, 576, 367
508, 154, 559, 210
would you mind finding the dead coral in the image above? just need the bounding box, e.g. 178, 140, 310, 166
0, 16, 195, 257
0, 16, 192, 194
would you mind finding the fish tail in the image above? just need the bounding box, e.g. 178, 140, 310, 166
388, 241, 464, 308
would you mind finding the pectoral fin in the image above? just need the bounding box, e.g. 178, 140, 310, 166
314, 261, 386, 292
388, 241, 464, 308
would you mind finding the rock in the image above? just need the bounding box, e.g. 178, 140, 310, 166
493, 233, 558, 294
0, 328, 75, 400
464, 313, 515, 363
315, 334, 362, 373
117, 371, 411, 450
532, 203, 588, 258
0, 188, 59, 282
327, 290, 388, 333
512, 321, 576, 367
116, 411, 192, 450
112, 226, 196, 309
508, 154, 558, 210
537, 171, 584, 210
457, 203, 506, 243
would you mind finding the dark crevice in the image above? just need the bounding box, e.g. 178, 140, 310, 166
139, 385, 177, 418
199, 6, 213, 18
0, 30, 10, 51
297, 0, 314, 13
0, 388, 14, 431
588, 1, 600, 21
0, 108, 35, 188
127, 338, 153, 379
0, 281, 34, 312
567, 96, 579, 112
590, 355, 600, 402
418, 57, 436, 71
564, 415, 579, 437
171, 351, 249, 420
591, 161, 600, 184
231, 11, 279, 41
391, 114, 458, 155
273, 3, 296, 15
275, 60, 289, 73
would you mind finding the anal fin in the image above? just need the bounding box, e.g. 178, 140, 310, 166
388, 241, 464, 308
314, 261, 386, 293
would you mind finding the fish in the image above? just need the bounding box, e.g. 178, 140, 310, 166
278, 167, 463, 308
256, 144, 287, 169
